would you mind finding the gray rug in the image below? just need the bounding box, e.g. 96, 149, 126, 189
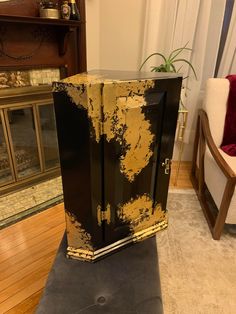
157, 190, 236, 314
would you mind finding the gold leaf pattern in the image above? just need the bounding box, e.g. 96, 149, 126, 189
103, 80, 155, 181
53, 76, 156, 180
66, 85, 87, 109
117, 194, 166, 233
62, 73, 103, 85
65, 211, 93, 251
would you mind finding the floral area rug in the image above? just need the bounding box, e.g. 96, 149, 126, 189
0, 176, 63, 229
157, 190, 236, 314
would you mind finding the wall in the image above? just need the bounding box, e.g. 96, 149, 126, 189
86, 0, 146, 71
86, 0, 100, 70
99, 0, 146, 71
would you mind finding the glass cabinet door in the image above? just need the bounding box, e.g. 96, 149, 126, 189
0, 112, 14, 186
7, 107, 41, 179
38, 104, 60, 170
0, 97, 61, 194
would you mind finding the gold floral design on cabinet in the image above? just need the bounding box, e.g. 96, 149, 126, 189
65, 211, 93, 251
53, 78, 155, 181
117, 194, 167, 233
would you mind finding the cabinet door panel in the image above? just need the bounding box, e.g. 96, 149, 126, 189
153, 79, 182, 211
53, 89, 103, 250
102, 81, 167, 244
0, 111, 14, 186
6, 106, 41, 179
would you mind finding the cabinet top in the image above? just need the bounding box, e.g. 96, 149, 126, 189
56, 69, 182, 87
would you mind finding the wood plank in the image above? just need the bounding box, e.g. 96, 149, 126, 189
0, 14, 83, 26
0, 277, 47, 313
0, 219, 65, 260
1, 250, 56, 291
0, 208, 64, 312
4, 289, 43, 314
0, 222, 64, 265
0, 225, 64, 262
0, 229, 64, 281
170, 161, 193, 188
0, 259, 52, 304
0, 204, 64, 239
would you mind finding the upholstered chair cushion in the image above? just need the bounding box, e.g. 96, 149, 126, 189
205, 148, 236, 223
221, 75, 236, 155
202, 78, 229, 147
203, 78, 236, 224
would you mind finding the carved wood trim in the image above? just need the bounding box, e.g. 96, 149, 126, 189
199, 109, 236, 179
191, 109, 236, 240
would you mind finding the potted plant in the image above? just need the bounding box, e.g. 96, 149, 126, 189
139, 42, 197, 78
139, 43, 197, 106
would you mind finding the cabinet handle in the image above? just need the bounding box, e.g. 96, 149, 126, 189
162, 158, 171, 175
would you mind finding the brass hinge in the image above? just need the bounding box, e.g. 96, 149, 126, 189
97, 204, 111, 226
162, 158, 172, 175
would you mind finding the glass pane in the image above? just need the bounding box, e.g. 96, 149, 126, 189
39, 104, 60, 170
0, 114, 13, 185
8, 107, 41, 178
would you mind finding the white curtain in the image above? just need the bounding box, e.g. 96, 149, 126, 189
141, 0, 228, 160
141, 0, 201, 77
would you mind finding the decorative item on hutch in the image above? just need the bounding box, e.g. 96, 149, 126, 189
69, 0, 80, 20
61, 1, 71, 20
39, 0, 60, 19
53, 70, 182, 262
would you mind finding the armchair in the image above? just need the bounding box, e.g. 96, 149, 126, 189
191, 78, 236, 240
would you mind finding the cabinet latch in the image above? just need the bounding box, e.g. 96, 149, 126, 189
162, 158, 171, 175
97, 204, 111, 226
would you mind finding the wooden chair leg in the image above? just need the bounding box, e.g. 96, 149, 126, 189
191, 115, 200, 180
213, 179, 235, 240
198, 120, 206, 200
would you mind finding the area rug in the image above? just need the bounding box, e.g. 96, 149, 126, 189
157, 190, 236, 314
0, 176, 63, 228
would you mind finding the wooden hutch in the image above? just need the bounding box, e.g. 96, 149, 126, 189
0, 0, 87, 195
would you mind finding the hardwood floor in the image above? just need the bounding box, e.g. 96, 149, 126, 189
170, 161, 193, 189
0, 204, 65, 313
0, 162, 192, 313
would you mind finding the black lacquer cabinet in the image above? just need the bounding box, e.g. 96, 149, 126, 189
53, 70, 182, 261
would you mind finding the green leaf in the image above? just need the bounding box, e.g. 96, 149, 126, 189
172, 58, 197, 79
170, 47, 192, 62
177, 65, 183, 73
150, 66, 159, 72
165, 62, 171, 72
169, 42, 192, 61
170, 63, 177, 72
169, 49, 193, 63
139, 52, 167, 71
158, 64, 168, 72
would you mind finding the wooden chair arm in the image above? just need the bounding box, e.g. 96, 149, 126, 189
199, 109, 236, 181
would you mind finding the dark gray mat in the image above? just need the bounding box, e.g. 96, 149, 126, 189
36, 234, 163, 314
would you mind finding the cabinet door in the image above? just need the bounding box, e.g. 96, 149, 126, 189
153, 78, 182, 211
53, 77, 182, 257
102, 80, 172, 245
0, 111, 15, 186
53, 87, 103, 250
